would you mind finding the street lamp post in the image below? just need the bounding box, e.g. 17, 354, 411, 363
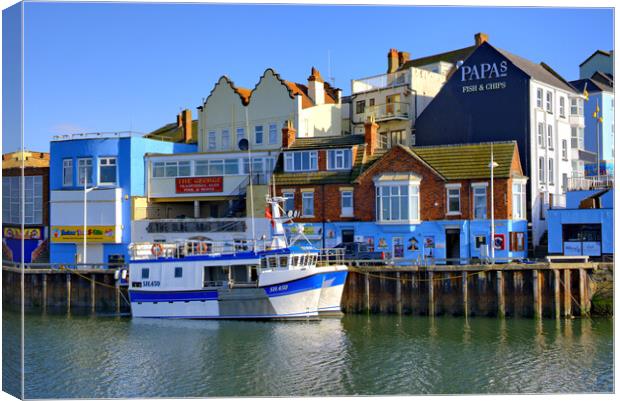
489, 145, 499, 263
82, 167, 98, 266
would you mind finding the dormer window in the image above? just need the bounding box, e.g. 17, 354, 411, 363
284, 151, 318, 172
327, 149, 352, 170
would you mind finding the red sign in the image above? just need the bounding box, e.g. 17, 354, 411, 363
175, 177, 223, 193
493, 234, 505, 251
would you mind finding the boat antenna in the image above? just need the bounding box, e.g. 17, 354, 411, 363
245, 107, 256, 250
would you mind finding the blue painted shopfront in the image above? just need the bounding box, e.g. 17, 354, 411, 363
286, 219, 528, 264
49, 136, 196, 264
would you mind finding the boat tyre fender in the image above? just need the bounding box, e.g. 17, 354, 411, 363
151, 243, 163, 257
198, 242, 209, 254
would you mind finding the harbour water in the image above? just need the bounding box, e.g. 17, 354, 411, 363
2, 310, 613, 398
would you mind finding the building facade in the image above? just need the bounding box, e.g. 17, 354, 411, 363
136, 68, 342, 244
413, 40, 585, 248
49, 133, 195, 265
579, 50, 613, 80
2, 151, 50, 263
274, 120, 528, 264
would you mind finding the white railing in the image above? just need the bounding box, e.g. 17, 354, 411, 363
354, 102, 410, 123
129, 239, 262, 260
568, 175, 614, 191
550, 193, 567, 209
351, 70, 410, 94
52, 131, 146, 141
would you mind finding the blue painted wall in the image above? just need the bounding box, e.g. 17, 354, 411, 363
566, 189, 613, 209
547, 208, 613, 255
49, 136, 196, 264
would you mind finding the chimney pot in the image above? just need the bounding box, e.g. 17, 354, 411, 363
387, 48, 400, 73
364, 116, 379, 156
475, 32, 489, 46
181, 109, 192, 143
398, 51, 410, 67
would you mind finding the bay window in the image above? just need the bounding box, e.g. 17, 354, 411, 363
375, 180, 420, 223
512, 181, 526, 220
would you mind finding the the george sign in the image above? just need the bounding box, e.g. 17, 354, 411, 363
175, 177, 223, 194
3, 227, 42, 240
493, 234, 505, 250
51, 226, 118, 243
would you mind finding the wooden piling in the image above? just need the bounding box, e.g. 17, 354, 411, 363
428, 271, 435, 316
364, 272, 370, 314
115, 281, 121, 314
579, 268, 589, 316
395, 272, 402, 315
563, 269, 572, 317
42, 273, 47, 312
66, 273, 71, 313
497, 270, 505, 318
90, 276, 96, 313
553, 269, 561, 319
533, 269, 542, 318
462, 271, 468, 317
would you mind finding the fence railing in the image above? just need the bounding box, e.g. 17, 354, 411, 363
353, 102, 410, 123
2, 261, 127, 270
352, 70, 410, 94
568, 175, 614, 191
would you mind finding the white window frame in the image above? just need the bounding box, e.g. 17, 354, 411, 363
375, 179, 420, 224
77, 158, 93, 186
548, 158, 554, 185
284, 151, 318, 172
268, 123, 277, 145
538, 157, 545, 184
562, 139, 568, 160
546, 91, 553, 113
221, 129, 230, 150
537, 122, 544, 148
282, 191, 295, 213
236, 127, 245, 145
98, 157, 117, 186
340, 189, 354, 217
327, 149, 352, 170
512, 179, 527, 220
547, 124, 554, 149
302, 191, 314, 217
472, 183, 488, 220
208, 131, 217, 150
559, 96, 566, 117
255, 125, 264, 145
536, 88, 543, 108
62, 159, 73, 187
446, 184, 461, 215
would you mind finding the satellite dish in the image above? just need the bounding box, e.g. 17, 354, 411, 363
238, 138, 249, 151
287, 210, 293, 218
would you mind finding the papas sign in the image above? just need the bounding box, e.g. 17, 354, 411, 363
175, 177, 223, 193
461, 60, 508, 94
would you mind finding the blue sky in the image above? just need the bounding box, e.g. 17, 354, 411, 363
2, 2, 614, 153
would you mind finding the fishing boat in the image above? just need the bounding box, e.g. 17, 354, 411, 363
127, 196, 348, 319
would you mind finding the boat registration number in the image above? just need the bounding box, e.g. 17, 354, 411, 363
142, 281, 161, 287
268, 284, 288, 293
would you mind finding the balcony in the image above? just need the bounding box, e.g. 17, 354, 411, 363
351, 71, 410, 94
353, 102, 410, 124
568, 175, 614, 191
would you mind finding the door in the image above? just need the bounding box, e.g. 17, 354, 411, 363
445, 229, 460, 265
341, 229, 355, 244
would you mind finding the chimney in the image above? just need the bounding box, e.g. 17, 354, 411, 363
282, 120, 296, 148
176, 113, 182, 128
181, 109, 192, 143
398, 51, 410, 67
387, 48, 399, 73
307, 67, 325, 106
475, 32, 489, 46
364, 116, 379, 156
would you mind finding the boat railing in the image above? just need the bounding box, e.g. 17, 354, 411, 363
130, 239, 264, 260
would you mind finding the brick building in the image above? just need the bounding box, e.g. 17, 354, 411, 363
2, 150, 50, 263
274, 120, 529, 264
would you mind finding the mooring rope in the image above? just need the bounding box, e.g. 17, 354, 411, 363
348, 266, 487, 283
58, 266, 131, 306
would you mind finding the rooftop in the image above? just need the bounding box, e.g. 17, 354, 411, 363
286, 134, 365, 150
2, 150, 50, 169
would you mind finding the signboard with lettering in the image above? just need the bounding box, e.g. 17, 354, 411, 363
3, 227, 42, 240
582, 241, 601, 256
51, 226, 118, 243
175, 177, 223, 194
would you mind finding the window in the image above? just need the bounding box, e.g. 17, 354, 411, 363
562, 173, 568, 193
284, 151, 318, 172
283, 192, 295, 212
255, 125, 263, 144
536, 88, 543, 108
369, 98, 375, 107
559, 97, 566, 117
547, 125, 553, 149
570, 98, 583, 116
268, 123, 277, 145
473, 185, 487, 219
548, 158, 554, 185
341, 190, 353, 217
562, 140, 568, 160
379, 132, 389, 149
327, 149, 352, 170
446, 186, 460, 214
208, 131, 216, 150
224, 159, 238, 175
546, 91, 553, 113
179, 161, 191, 177
509, 232, 525, 252
538, 157, 545, 183
302, 192, 314, 216
375, 184, 419, 222
236, 127, 245, 145
221, 129, 230, 150
141, 268, 149, 279
537, 123, 544, 148
571, 127, 584, 149
152, 162, 165, 177
2, 176, 43, 224
77, 158, 93, 186
174, 267, 183, 278
512, 181, 526, 220
63, 159, 73, 186
355, 100, 365, 114
154, 161, 191, 177
98, 157, 117, 185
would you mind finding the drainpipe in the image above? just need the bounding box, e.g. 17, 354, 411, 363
322, 184, 326, 249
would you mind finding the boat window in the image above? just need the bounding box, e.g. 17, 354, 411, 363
260, 257, 268, 269
141, 268, 149, 279
251, 266, 258, 281
279, 256, 288, 268
301, 255, 307, 266
268, 257, 278, 269
174, 267, 182, 278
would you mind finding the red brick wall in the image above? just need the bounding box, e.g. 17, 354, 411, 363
276, 184, 358, 223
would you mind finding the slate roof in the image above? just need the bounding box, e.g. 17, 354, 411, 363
408, 141, 521, 180
398, 45, 477, 70
579, 50, 613, 67
144, 120, 198, 143
286, 134, 365, 150
570, 77, 614, 94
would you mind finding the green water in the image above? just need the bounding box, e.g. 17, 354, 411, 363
2, 310, 613, 397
